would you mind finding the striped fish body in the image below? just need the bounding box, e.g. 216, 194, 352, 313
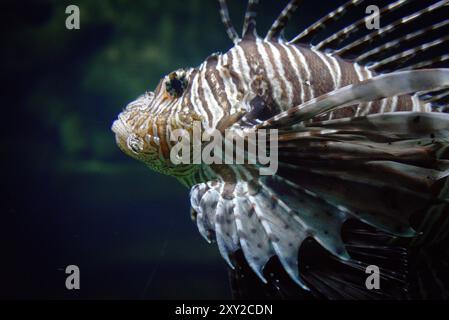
218, 40, 430, 122
113, 0, 449, 299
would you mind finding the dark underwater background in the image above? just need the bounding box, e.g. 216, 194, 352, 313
2, 0, 444, 299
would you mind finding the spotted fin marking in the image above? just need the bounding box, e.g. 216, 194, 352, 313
233, 192, 274, 282
228, 219, 410, 299
400, 54, 449, 71
286, 0, 449, 76
369, 35, 449, 72
190, 177, 350, 289
194, 98, 449, 291
215, 194, 240, 268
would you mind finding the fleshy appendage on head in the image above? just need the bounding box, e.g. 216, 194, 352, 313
111, 68, 204, 176
111, 91, 158, 160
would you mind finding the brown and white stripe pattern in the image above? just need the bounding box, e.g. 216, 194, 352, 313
116, 0, 449, 190
184, 39, 428, 131
118, 37, 434, 164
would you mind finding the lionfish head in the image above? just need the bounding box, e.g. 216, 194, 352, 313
111, 67, 201, 175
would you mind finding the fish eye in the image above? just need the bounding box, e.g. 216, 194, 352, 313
165, 71, 188, 98
127, 134, 143, 154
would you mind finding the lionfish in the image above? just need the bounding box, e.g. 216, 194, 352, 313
112, 0, 449, 299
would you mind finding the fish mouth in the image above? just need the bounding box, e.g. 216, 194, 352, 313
111, 116, 132, 152
112, 112, 162, 157
112, 92, 156, 142
111, 117, 128, 138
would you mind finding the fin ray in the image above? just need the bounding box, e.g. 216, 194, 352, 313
315, 0, 408, 50
335, 0, 449, 57
266, 0, 302, 41
217, 0, 240, 44
289, 0, 366, 45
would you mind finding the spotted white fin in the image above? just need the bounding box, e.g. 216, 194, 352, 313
247, 184, 309, 289
290, 0, 366, 45
190, 176, 352, 289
